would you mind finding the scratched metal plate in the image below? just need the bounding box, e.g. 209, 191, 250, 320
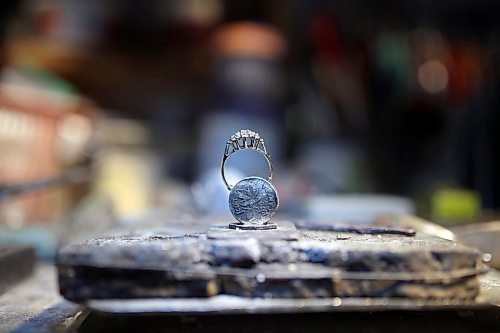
58, 220, 489, 315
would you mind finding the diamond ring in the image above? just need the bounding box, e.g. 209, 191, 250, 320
221, 130, 278, 229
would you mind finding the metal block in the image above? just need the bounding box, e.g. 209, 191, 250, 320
57, 223, 483, 303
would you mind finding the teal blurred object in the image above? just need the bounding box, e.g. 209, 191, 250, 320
0, 225, 58, 260
303, 195, 415, 224
374, 30, 413, 96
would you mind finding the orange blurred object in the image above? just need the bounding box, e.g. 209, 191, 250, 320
211, 22, 286, 59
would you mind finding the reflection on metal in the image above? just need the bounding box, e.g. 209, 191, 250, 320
87, 295, 489, 315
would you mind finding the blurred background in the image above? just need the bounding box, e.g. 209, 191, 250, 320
0, 0, 499, 260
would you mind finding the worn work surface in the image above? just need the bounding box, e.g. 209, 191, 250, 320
58, 222, 483, 303
2, 265, 500, 333
0, 264, 86, 333
0, 244, 35, 295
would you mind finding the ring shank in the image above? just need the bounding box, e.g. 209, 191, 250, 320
221, 148, 274, 191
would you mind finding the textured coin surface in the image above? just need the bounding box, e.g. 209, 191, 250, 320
229, 176, 278, 225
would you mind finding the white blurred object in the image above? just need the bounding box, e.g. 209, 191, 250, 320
304, 195, 415, 224
57, 113, 93, 163
418, 60, 449, 94
297, 141, 365, 193
192, 167, 245, 214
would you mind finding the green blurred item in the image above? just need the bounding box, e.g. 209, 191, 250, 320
431, 188, 480, 223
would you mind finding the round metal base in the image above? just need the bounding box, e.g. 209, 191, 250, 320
229, 223, 278, 230
207, 223, 299, 240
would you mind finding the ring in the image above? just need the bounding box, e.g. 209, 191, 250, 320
221, 129, 273, 191
221, 130, 278, 229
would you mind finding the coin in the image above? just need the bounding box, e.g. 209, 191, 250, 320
229, 176, 279, 225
